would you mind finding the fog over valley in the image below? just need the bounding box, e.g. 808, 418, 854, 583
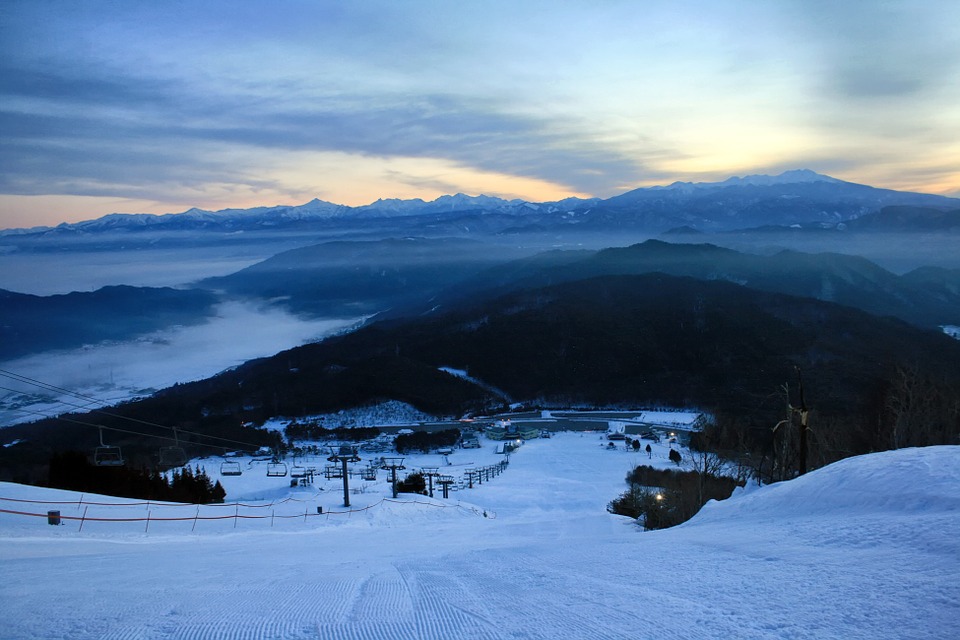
0, 302, 361, 426
0, 234, 324, 295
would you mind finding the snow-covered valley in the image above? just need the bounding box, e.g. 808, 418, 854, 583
1, 434, 956, 639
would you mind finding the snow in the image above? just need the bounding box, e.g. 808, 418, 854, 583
439, 366, 512, 401
1, 435, 957, 639
260, 402, 436, 433
649, 169, 842, 192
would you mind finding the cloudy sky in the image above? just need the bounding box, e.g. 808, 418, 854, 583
2, 0, 958, 228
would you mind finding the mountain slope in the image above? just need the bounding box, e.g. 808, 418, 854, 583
400, 240, 960, 329
596, 170, 959, 231
200, 237, 538, 317
845, 205, 960, 232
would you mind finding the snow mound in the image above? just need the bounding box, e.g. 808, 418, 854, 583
692, 446, 960, 524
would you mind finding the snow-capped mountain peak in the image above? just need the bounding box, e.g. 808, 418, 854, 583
651, 169, 843, 192
4, 169, 955, 237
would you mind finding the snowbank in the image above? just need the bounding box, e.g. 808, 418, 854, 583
692, 445, 960, 523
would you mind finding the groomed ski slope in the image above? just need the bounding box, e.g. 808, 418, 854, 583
1, 435, 957, 639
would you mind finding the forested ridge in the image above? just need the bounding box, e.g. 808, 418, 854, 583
3, 271, 957, 485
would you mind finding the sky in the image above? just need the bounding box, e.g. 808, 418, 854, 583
1, 0, 959, 229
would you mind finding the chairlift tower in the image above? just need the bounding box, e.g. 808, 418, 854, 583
420, 466, 440, 498
327, 444, 360, 507
327, 444, 361, 507
438, 474, 455, 499
465, 467, 480, 488
380, 457, 406, 499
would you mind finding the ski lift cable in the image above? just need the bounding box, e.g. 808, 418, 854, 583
7, 405, 137, 437
0, 370, 268, 451
0, 381, 105, 417
0, 383, 146, 426
0, 368, 112, 404
0, 368, 184, 432
0, 385, 185, 446
6, 405, 252, 456
3, 397, 263, 456
0, 369, 265, 449
11, 405, 263, 453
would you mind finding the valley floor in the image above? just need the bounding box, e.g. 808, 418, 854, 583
1, 435, 957, 639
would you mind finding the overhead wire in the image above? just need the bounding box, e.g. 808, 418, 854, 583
5, 404, 181, 443
0, 368, 271, 452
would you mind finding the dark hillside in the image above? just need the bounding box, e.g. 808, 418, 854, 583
846, 206, 960, 232
375, 275, 960, 416
400, 241, 960, 329
5, 272, 958, 485
200, 237, 535, 317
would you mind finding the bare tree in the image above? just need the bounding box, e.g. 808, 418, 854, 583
766, 369, 812, 482
767, 383, 799, 483
795, 368, 809, 475
882, 364, 943, 449
685, 418, 727, 506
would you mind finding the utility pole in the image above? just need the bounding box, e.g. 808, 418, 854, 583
327, 444, 361, 507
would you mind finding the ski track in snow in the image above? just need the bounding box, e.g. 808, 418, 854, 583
1, 437, 958, 639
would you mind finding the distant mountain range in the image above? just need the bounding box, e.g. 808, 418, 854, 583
4, 170, 958, 237
5, 237, 959, 369
385, 240, 960, 330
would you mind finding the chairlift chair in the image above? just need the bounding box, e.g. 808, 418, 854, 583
94, 427, 124, 467
220, 461, 242, 476
290, 465, 307, 478
324, 464, 342, 479
158, 428, 188, 467
266, 462, 288, 477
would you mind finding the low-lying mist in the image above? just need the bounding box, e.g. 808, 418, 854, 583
0, 235, 320, 295
0, 302, 362, 426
